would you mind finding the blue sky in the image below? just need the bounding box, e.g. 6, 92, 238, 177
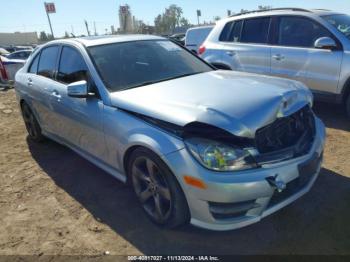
1, 0, 350, 37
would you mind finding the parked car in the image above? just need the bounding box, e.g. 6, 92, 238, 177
169, 33, 186, 46
201, 8, 350, 117
4, 50, 32, 61
0, 48, 9, 56
185, 26, 213, 53
0, 55, 25, 85
15, 35, 325, 231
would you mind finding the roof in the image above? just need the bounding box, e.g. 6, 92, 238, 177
73, 34, 165, 47
225, 8, 343, 21
187, 25, 215, 31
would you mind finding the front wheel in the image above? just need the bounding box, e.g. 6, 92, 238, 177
128, 148, 190, 228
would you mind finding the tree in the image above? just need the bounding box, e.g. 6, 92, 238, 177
39, 31, 48, 42
154, 4, 190, 34
240, 5, 272, 14
214, 16, 221, 21
179, 17, 190, 27
258, 5, 272, 10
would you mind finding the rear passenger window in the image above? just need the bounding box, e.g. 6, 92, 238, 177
219, 20, 243, 42
229, 20, 243, 42
241, 18, 271, 44
219, 22, 234, 41
278, 17, 332, 48
57, 46, 89, 84
37, 46, 59, 79
28, 54, 39, 74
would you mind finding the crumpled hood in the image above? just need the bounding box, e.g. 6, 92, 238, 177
110, 70, 313, 138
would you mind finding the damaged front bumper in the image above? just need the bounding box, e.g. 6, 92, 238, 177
163, 116, 326, 231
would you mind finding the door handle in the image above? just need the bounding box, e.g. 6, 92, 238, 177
226, 51, 236, 56
272, 54, 285, 61
27, 78, 33, 86
51, 90, 61, 99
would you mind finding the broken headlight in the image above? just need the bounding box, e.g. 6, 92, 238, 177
185, 138, 257, 172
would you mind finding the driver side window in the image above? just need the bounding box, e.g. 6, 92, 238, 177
278, 16, 332, 48
57, 46, 89, 84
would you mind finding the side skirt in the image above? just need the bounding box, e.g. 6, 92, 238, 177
42, 130, 127, 183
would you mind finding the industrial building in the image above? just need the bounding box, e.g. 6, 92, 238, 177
0, 32, 38, 46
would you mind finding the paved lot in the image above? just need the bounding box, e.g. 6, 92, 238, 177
0, 88, 349, 255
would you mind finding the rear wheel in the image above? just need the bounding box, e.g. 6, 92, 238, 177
128, 148, 190, 228
21, 103, 44, 142
346, 94, 350, 119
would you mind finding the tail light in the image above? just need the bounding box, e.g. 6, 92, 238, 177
0, 56, 8, 81
198, 45, 206, 55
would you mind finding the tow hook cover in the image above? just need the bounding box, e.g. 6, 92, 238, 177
266, 175, 287, 193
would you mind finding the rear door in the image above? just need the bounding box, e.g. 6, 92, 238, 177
270, 16, 342, 94
220, 17, 271, 75
26, 45, 60, 133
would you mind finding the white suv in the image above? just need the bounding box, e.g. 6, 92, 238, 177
200, 8, 350, 117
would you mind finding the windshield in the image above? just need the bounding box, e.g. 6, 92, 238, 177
322, 14, 350, 40
88, 40, 212, 92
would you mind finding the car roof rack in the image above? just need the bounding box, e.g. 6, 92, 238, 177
229, 8, 311, 18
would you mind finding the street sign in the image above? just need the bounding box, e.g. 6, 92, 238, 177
197, 10, 201, 17
44, 2, 56, 13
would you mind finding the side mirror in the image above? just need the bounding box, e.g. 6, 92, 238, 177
314, 37, 337, 50
67, 80, 89, 98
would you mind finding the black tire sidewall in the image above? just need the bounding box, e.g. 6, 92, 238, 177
346, 95, 350, 119
21, 103, 44, 142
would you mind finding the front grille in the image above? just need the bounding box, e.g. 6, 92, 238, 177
255, 106, 315, 157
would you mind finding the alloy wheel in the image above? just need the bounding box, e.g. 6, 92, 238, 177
132, 156, 172, 223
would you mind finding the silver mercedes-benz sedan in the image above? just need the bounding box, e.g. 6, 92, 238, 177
15, 35, 325, 231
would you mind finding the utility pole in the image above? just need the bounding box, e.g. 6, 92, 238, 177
44, 2, 56, 39
84, 20, 91, 36
94, 21, 97, 36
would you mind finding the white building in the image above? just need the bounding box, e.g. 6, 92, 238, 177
0, 32, 38, 46
119, 5, 134, 33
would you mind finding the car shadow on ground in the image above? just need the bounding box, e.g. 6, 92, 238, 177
313, 102, 350, 132
27, 138, 350, 255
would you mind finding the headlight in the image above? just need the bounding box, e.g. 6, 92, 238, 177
185, 137, 257, 172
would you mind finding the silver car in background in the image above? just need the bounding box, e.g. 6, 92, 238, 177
185, 26, 213, 54
15, 35, 325, 231
200, 8, 350, 117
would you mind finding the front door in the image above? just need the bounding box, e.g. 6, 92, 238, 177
49, 45, 105, 159
270, 16, 342, 94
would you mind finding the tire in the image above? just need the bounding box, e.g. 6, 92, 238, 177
346, 94, 350, 119
21, 102, 45, 142
127, 147, 190, 228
